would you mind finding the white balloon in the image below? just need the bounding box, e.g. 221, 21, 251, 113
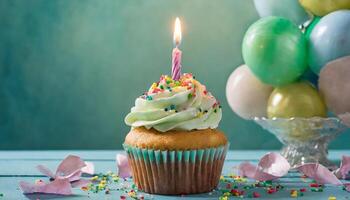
226, 65, 273, 119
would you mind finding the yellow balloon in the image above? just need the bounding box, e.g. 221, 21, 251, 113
267, 81, 327, 118
299, 0, 350, 16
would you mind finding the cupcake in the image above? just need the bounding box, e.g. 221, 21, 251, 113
124, 73, 228, 194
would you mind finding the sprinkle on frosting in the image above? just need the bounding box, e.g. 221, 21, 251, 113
125, 73, 222, 132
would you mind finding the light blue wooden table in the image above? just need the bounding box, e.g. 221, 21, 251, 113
1, 150, 350, 199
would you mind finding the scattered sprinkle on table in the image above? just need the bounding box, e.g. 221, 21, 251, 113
290, 189, 298, 198
328, 196, 337, 200
80, 172, 348, 199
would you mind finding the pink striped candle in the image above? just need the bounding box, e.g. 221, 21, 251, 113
172, 47, 182, 80
172, 17, 182, 80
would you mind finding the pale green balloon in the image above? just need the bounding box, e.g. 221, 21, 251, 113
242, 17, 308, 86
267, 81, 327, 118
254, 0, 309, 25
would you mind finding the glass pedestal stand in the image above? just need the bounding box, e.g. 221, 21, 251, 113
254, 117, 348, 169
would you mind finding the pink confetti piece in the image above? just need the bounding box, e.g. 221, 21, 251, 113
36, 165, 55, 178
238, 152, 290, 181
238, 162, 257, 178
334, 155, 350, 179
238, 152, 350, 192
344, 183, 350, 191
19, 179, 72, 195
116, 154, 132, 178
296, 163, 342, 185
19, 155, 93, 195
82, 161, 95, 175
56, 155, 86, 181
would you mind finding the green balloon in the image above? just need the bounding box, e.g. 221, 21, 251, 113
304, 16, 321, 41
242, 17, 308, 86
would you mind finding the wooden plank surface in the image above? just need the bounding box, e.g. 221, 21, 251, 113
0, 150, 349, 200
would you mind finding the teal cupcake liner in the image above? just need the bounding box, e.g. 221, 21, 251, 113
123, 143, 229, 194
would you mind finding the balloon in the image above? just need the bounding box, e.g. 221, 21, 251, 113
339, 113, 350, 128
267, 81, 327, 118
253, 0, 309, 25
299, 0, 350, 16
308, 10, 350, 74
319, 56, 350, 115
226, 65, 273, 119
242, 17, 308, 86
303, 16, 320, 40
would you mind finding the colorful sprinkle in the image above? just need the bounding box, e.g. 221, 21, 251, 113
219, 196, 228, 200
328, 196, 337, 200
128, 190, 137, 198
151, 82, 157, 89
267, 187, 277, 194
146, 96, 153, 101
276, 184, 284, 190
290, 190, 298, 198
311, 188, 323, 192
81, 186, 88, 191
252, 192, 261, 198
188, 93, 193, 99
309, 183, 321, 187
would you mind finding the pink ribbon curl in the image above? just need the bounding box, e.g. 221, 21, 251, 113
238, 153, 350, 192
19, 155, 94, 195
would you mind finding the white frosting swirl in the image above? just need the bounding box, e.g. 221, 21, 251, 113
125, 74, 222, 132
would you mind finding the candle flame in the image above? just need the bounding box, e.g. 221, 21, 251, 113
173, 17, 182, 47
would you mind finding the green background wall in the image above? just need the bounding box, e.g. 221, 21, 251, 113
0, 0, 349, 150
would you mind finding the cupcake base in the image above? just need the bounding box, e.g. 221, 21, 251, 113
123, 144, 229, 195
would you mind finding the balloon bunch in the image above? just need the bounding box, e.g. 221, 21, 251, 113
226, 0, 350, 121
